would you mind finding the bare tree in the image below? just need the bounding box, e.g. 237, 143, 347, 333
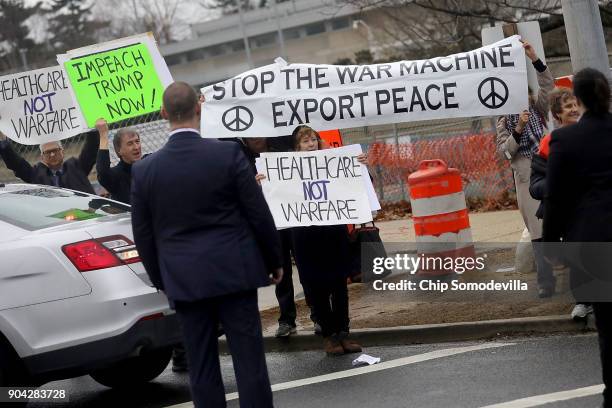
199, 0, 254, 15
339, 0, 611, 59
94, 0, 187, 44
135, 0, 183, 44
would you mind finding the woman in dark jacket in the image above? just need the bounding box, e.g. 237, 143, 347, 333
543, 68, 612, 407
289, 125, 363, 356
254, 126, 369, 354
529, 87, 579, 219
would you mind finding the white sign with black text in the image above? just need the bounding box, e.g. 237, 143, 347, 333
201, 36, 528, 138
0, 66, 86, 145
255, 145, 376, 228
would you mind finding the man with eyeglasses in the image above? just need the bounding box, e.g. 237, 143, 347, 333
0, 130, 99, 194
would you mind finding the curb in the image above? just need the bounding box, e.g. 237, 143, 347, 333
219, 315, 595, 353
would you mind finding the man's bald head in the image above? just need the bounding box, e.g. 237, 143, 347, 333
162, 82, 199, 124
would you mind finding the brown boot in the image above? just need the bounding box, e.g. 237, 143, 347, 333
340, 337, 362, 354
323, 337, 344, 356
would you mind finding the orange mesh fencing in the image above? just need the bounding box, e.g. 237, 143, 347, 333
364, 132, 515, 208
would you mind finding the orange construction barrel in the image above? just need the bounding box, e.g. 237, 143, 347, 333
407, 159, 475, 276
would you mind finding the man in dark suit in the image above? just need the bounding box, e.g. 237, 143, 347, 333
131, 82, 282, 408
94, 117, 189, 372
0, 130, 99, 194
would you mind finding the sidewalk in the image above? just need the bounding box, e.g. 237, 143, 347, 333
376, 209, 525, 243
257, 209, 529, 336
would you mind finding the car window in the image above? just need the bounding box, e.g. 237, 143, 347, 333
0, 187, 130, 231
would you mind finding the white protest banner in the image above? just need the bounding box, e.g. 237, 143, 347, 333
256, 145, 375, 228
58, 32, 173, 128
201, 35, 528, 138
0, 66, 86, 145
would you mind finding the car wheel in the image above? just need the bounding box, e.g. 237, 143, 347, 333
0, 340, 21, 387
90, 347, 172, 388
0, 346, 30, 390
0, 349, 5, 387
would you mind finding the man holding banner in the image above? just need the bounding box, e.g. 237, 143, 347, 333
0, 129, 99, 194
496, 41, 556, 298
0, 62, 100, 194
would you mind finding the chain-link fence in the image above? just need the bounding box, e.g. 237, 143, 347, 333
1, 112, 515, 205
341, 117, 514, 206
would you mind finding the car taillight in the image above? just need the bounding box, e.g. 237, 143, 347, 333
62, 235, 140, 272
63, 241, 122, 272
98, 235, 141, 264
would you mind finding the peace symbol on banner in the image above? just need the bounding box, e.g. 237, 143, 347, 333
222, 106, 254, 132
478, 77, 509, 109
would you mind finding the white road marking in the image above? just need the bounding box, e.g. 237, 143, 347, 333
479, 384, 605, 408
165, 342, 514, 407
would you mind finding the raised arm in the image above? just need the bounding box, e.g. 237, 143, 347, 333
76, 129, 100, 176
522, 40, 554, 118
0, 131, 34, 183
95, 119, 118, 193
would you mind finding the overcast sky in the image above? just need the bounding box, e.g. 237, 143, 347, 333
23, 0, 217, 42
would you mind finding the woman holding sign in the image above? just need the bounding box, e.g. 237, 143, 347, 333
290, 125, 363, 356
254, 125, 369, 355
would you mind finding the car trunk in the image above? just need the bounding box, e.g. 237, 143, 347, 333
0, 227, 94, 310
80, 216, 155, 287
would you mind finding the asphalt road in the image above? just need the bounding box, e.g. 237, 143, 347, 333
25, 333, 604, 408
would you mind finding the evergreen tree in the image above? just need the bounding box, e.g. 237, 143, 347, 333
0, 1, 42, 71
47, 0, 104, 52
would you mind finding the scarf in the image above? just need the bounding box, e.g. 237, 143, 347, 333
505, 106, 546, 159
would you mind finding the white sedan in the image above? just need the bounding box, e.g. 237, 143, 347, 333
0, 183, 181, 388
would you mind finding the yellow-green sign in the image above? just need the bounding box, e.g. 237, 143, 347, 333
48, 208, 104, 221
63, 43, 163, 127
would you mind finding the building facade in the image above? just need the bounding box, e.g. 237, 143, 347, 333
160, 0, 379, 88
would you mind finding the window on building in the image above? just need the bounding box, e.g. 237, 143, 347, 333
187, 48, 206, 62
332, 17, 350, 30
208, 45, 225, 57
305, 22, 326, 36
283, 27, 301, 40
252, 33, 277, 48
231, 40, 245, 52
165, 54, 184, 66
